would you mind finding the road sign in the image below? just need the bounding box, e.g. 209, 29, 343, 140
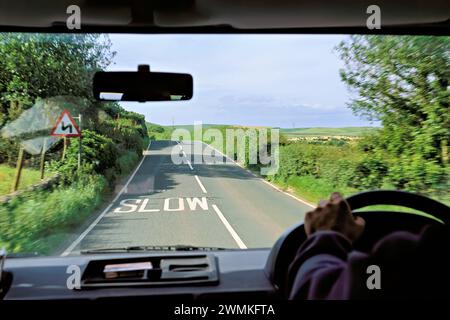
50, 109, 81, 137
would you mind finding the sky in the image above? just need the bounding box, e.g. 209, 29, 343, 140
109, 34, 377, 128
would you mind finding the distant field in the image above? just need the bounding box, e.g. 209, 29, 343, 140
171, 124, 235, 131
0, 165, 42, 196
148, 123, 380, 140
280, 126, 379, 137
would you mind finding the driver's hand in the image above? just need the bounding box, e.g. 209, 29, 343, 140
304, 192, 365, 243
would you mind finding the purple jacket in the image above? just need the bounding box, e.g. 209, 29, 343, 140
288, 225, 450, 300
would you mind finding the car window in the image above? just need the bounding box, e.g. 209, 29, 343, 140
0, 33, 448, 256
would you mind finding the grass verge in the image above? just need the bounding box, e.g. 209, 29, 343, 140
0, 165, 44, 196
0, 174, 106, 254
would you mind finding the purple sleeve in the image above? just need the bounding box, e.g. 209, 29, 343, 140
288, 227, 444, 300
288, 231, 369, 300
289, 231, 417, 300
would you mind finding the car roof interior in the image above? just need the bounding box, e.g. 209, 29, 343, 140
0, 0, 448, 34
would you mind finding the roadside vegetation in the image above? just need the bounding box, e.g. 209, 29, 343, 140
0, 34, 148, 254
275, 36, 449, 205
0, 164, 43, 195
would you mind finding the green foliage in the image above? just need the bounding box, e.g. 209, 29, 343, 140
336, 35, 449, 194
116, 151, 139, 175
272, 142, 362, 186
0, 174, 106, 253
281, 126, 378, 137
99, 118, 145, 154
280, 175, 354, 204
349, 155, 388, 189
0, 33, 115, 109
0, 33, 148, 256
147, 122, 173, 140
0, 136, 19, 165
0, 164, 43, 196
48, 130, 118, 178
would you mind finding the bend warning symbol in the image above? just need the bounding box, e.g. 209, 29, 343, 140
50, 109, 81, 137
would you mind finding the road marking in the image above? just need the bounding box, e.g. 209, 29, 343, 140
178, 142, 194, 170
200, 141, 314, 208
60, 142, 152, 256
212, 204, 247, 249
185, 157, 194, 170
163, 197, 185, 211
186, 197, 209, 210
180, 142, 206, 193
194, 175, 207, 194
110, 197, 210, 213
259, 179, 314, 208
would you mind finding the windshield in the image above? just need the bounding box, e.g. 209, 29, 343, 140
0, 33, 448, 256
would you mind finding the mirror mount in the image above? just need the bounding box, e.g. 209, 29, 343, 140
137, 64, 150, 72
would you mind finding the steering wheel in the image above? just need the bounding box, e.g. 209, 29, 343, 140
264, 190, 450, 296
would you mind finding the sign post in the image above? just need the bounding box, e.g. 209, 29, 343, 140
39, 138, 47, 180
11, 147, 25, 192
50, 109, 82, 171
76, 114, 82, 171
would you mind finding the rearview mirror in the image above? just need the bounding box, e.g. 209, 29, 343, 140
93, 65, 193, 102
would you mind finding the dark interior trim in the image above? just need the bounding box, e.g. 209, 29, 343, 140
0, 21, 449, 36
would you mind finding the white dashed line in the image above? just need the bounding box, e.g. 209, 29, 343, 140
212, 204, 247, 249
183, 152, 194, 170
186, 159, 194, 170
194, 175, 207, 194
178, 142, 194, 171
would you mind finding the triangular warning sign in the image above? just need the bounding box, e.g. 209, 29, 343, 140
50, 109, 81, 137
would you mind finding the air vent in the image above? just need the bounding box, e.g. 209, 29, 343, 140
80, 254, 218, 288
161, 257, 212, 280
169, 263, 209, 272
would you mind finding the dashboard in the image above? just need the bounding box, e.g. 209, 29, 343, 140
2, 249, 276, 301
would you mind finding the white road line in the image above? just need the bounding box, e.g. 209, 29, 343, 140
194, 175, 207, 194
200, 141, 315, 208
60, 142, 152, 256
182, 151, 194, 170
178, 142, 194, 171
259, 179, 315, 208
185, 158, 194, 170
212, 204, 247, 249
180, 141, 206, 193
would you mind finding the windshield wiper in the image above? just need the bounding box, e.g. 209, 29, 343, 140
80, 245, 230, 254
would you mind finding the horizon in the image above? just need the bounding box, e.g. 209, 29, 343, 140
147, 122, 380, 129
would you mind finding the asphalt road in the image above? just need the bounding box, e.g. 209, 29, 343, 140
62, 140, 313, 255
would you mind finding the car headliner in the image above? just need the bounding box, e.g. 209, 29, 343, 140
0, 0, 448, 34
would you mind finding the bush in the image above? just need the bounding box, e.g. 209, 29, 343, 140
349, 156, 388, 189
273, 142, 362, 188
98, 118, 145, 155
0, 136, 20, 165
48, 130, 118, 179
116, 151, 139, 175
0, 174, 106, 253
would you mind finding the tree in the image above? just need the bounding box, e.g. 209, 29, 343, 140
0, 33, 115, 121
336, 35, 449, 192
